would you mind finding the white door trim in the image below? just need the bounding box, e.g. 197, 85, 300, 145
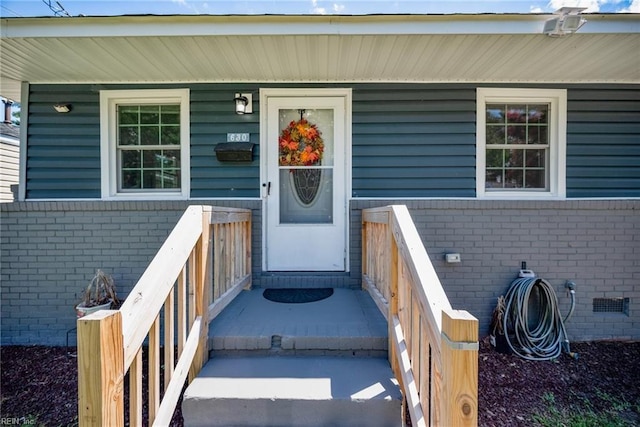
259, 88, 352, 272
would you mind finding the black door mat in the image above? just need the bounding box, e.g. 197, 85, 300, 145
263, 288, 334, 304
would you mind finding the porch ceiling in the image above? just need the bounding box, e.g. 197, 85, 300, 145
1, 14, 639, 102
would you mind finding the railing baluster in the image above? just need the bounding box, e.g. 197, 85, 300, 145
229, 223, 234, 289
213, 223, 221, 300
164, 288, 175, 391
188, 250, 197, 327
245, 218, 252, 282
148, 314, 160, 425
129, 347, 143, 427
237, 222, 243, 281
225, 224, 232, 291
237, 222, 242, 282
411, 297, 421, 398
177, 266, 187, 358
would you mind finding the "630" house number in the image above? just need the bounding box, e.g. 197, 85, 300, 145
227, 133, 250, 142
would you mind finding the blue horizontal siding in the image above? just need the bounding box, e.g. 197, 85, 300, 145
566, 85, 640, 198
26, 83, 262, 199
352, 85, 476, 198
26, 85, 101, 199
189, 84, 260, 198
25, 83, 639, 200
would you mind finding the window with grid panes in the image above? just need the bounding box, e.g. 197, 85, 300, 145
100, 89, 190, 199
476, 88, 566, 199
117, 104, 181, 191
485, 103, 549, 190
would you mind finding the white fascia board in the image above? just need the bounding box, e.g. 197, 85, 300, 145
2, 14, 639, 38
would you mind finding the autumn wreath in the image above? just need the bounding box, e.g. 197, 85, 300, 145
278, 118, 324, 166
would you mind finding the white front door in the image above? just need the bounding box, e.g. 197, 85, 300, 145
261, 89, 350, 271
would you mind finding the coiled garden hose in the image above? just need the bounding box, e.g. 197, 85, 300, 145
502, 277, 576, 361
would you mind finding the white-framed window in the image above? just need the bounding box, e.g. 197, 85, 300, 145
100, 89, 190, 200
476, 88, 566, 199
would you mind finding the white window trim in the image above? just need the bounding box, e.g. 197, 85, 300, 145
476, 88, 566, 200
100, 89, 190, 200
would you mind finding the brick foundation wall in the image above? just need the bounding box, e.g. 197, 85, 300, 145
351, 200, 640, 341
0, 200, 261, 345
1, 199, 638, 344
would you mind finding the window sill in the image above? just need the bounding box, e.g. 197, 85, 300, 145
102, 193, 188, 201
478, 192, 565, 200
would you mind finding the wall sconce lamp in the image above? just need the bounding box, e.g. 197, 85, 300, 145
543, 7, 587, 37
53, 103, 72, 113
234, 93, 252, 115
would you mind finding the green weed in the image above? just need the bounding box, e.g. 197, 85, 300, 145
532, 391, 639, 427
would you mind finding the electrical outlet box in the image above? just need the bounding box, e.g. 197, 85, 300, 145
445, 253, 461, 263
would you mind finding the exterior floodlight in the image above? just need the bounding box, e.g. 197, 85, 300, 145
543, 7, 587, 37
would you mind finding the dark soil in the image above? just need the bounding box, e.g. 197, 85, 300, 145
0, 346, 183, 426
2, 341, 639, 426
478, 339, 640, 426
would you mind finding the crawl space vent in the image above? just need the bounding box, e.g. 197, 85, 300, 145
593, 297, 629, 315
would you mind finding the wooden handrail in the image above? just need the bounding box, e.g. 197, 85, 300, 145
78, 205, 252, 427
362, 205, 478, 427
119, 206, 204, 370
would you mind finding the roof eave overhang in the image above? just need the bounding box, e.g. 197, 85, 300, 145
1, 14, 639, 102
3, 13, 639, 37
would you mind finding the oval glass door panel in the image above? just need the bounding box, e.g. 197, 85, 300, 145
278, 108, 334, 224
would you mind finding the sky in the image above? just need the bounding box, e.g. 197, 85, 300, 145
0, 0, 639, 17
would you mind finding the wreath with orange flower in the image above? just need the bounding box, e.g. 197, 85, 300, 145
278, 118, 324, 166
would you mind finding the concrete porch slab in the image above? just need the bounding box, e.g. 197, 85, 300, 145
208, 288, 388, 354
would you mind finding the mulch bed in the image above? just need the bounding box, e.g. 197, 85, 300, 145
478, 339, 640, 426
2, 340, 639, 426
0, 346, 183, 426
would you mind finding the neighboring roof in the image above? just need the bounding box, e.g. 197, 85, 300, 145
1, 13, 639, 101
0, 122, 19, 140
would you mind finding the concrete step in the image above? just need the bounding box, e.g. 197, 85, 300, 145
208, 288, 388, 357
185, 287, 400, 426
182, 356, 403, 427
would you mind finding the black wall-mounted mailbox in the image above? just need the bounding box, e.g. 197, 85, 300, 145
214, 142, 255, 162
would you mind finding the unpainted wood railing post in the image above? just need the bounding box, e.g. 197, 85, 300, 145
388, 217, 402, 388
440, 309, 479, 427
190, 210, 211, 382
78, 310, 124, 427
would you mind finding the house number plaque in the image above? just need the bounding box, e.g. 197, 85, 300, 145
227, 133, 250, 142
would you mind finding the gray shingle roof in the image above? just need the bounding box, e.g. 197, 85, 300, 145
0, 122, 20, 139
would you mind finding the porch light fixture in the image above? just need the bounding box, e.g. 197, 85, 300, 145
53, 103, 72, 113
543, 7, 587, 37
234, 93, 252, 114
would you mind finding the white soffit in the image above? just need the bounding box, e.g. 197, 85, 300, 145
1, 14, 639, 101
